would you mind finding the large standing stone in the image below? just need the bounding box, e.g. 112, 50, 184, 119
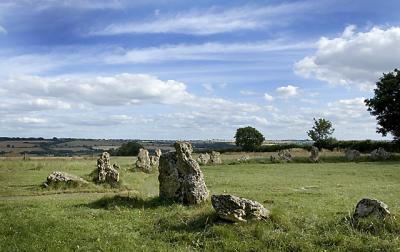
345, 149, 360, 161
44, 171, 88, 187
370, 147, 391, 160
353, 198, 390, 218
158, 142, 209, 204
97, 152, 120, 184
209, 151, 222, 164
136, 148, 152, 173
211, 194, 270, 222
196, 153, 211, 165
309, 146, 319, 163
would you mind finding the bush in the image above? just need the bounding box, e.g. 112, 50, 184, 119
112, 141, 143, 156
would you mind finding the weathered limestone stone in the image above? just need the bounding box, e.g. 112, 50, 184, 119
353, 198, 390, 218
211, 194, 270, 222
196, 153, 211, 165
158, 142, 209, 204
278, 149, 292, 161
345, 149, 360, 161
370, 147, 391, 160
209, 151, 222, 164
44, 171, 87, 187
309, 146, 319, 162
150, 148, 162, 168
136, 148, 152, 173
97, 152, 119, 184
237, 155, 250, 162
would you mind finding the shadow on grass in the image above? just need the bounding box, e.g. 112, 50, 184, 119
83, 195, 176, 210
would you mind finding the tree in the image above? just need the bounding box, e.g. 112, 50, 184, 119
234, 126, 265, 151
307, 118, 335, 149
365, 69, 400, 141
113, 141, 143, 156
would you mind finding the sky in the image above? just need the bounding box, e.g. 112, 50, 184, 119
0, 0, 399, 140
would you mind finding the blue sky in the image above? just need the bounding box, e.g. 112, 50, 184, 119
0, 0, 399, 140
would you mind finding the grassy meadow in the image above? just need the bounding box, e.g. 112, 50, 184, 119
1, 154, 400, 251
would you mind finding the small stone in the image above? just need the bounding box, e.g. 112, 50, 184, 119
345, 149, 360, 161
209, 151, 222, 164
309, 146, 319, 162
136, 148, 152, 173
370, 147, 391, 160
196, 153, 211, 165
211, 194, 270, 222
353, 198, 390, 218
44, 171, 87, 187
237, 155, 250, 162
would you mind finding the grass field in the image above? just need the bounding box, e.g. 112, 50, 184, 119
1, 156, 399, 251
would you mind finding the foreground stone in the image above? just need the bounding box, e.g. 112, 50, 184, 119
196, 153, 211, 165
211, 194, 270, 222
370, 147, 391, 160
158, 142, 209, 204
353, 198, 390, 218
309, 146, 319, 162
44, 171, 87, 187
345, 149, 360, 161
97, 152, 119, 184
136, 148, 152, 173
210, 151, 222, 164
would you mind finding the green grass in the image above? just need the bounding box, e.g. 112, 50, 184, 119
1, 157, 400, 251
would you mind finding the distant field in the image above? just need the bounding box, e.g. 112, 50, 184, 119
0, 155, 399, 251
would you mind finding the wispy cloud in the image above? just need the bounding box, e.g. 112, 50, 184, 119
91, 2, 316, 36
0, 25, 6, 34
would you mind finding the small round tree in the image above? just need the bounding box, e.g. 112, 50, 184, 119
307, 118, 335, 149
365, 69, 400, 141
234, 126, 265, 151
114, 141, 143, 156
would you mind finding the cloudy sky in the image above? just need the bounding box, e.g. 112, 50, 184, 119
0, 0, 399, 140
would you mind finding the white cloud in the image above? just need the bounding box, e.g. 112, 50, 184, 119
91, 3, 314, 36
276, 85, 298, 98
240, 90, 256, 96
2, 73, 192, 106
0, 25, 6, 34
264, 93, 274, 102
104, 40, 313, 64
294, 25, 400, 90
17, 117, 47, 124
202, 83, 214, 93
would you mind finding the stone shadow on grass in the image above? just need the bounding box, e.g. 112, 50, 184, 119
83, 195, 175, 210
161, 211, 222, 233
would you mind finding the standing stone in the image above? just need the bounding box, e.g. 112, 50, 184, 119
209, 151, 222, 164
309, 146, 319, 162
353, 198, 390, 218
97, 152, 119, 184
370, 147, 391, 160
196, 153, 211, 165
158, 142, 208, 204
237, 155, 250, 162
150, 148, 162, 168
211, 194, 270, 222
345, 149, 360, 161
136, 148, 152, 173
278, 149, 292, 162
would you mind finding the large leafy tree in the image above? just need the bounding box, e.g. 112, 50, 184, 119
307, 118, 335, 148
365, 69, 400, 141
114, 141, 143, 156
234, 126, 265, 151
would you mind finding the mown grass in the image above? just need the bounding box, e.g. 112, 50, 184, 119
0, 157, 400, 251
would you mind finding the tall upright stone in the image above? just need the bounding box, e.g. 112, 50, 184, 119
158, 142, 209, 204
150, 148, 162, 169
309, 146, 319, 162
97, 152, 119, 184
136, 148, 152, 173
209, 151, 222, 164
